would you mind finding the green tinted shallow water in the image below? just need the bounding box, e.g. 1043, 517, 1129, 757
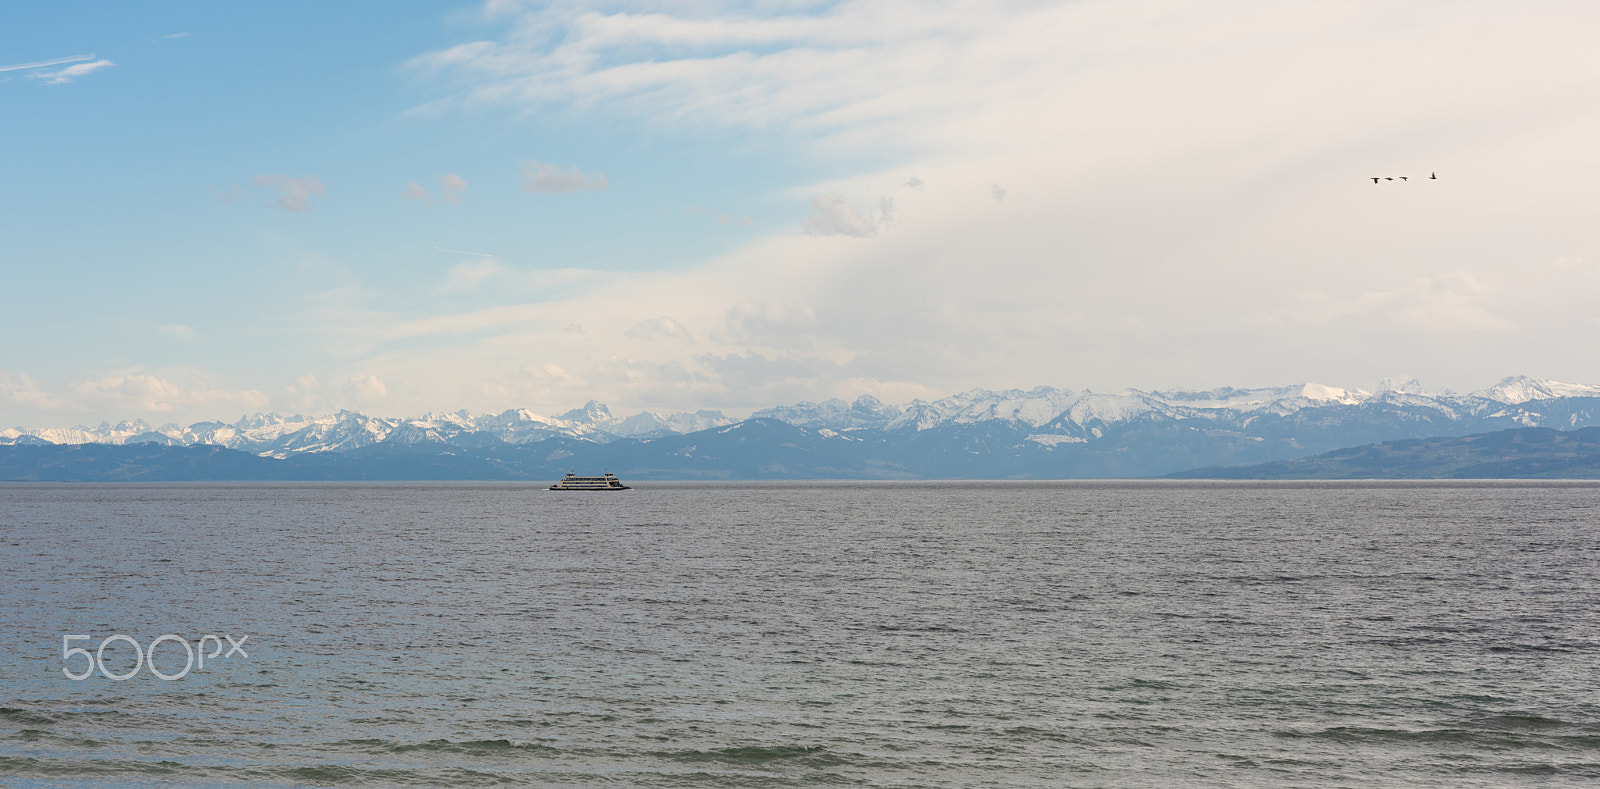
3, 481, 1599, 787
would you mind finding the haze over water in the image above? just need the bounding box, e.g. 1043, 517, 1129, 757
3, 481, 1599, 787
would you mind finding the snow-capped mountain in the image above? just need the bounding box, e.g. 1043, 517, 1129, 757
0, 402, 739, 455
6, 376, 1600, 470
1476, 377, 1600, 405
751, 395, 903, 429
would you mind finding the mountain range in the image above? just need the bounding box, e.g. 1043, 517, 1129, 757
6, 376, 1600, 479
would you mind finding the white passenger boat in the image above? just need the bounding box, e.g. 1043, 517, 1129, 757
548, 471, 630, 490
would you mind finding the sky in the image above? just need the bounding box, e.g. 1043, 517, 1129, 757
4, 0, 1600, 428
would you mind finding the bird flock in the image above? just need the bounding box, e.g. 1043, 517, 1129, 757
1372, 172, 1437, 183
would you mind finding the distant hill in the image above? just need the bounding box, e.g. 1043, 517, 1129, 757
1169, 427, 1600, 479
0, 443, 290, 482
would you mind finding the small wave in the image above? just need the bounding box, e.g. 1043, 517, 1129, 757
279, 763, 520, 786
1276, 725, 1567, 750
333, 738, 559, 757
650, 744, 847, 768
873, 624, 967, 633
0, 708, 55, 726
1002, 726, 1086, 744
1469, 713, 1574, 731
0, 755, 214, 779
1453, 761, 1596, 777
1489, 643, 1575, 654
5, 729, 104, 749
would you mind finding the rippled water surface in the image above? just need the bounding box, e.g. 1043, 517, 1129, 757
3, 481, 1600, 787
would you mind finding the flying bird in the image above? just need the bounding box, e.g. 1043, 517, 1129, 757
1385, 177, 1394, 181
1371, 177, 1380, 183
1430, 171, 1437, 180
1399, 176, 1408, 181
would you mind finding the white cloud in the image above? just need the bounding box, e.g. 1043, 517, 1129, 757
624, 316, 696, 344
284, 374, 323, 412
715, 300, 817, 350
348, 373, 389, 400
72, 374, 269, 416
519, 161, 608, 193
0, 371, 65, 412
158, 324, 196, 339
800, 193, 877, 237
439, 172, 468, 204
1272, 274, 1515, 333
446, 258, 505, 289
404, 175, 467, 204
253, 174, 326, 212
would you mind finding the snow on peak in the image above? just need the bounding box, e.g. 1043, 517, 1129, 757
1294, 383, 1368, 403
752, 396, 900, 429
1476, 376, 1600, 404
1376, 377, 1427, 394
559, 400, 613, 424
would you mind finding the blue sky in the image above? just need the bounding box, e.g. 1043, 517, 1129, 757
6, 0, 1600, 427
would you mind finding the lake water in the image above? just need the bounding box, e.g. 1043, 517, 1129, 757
2, 481, 1599, 787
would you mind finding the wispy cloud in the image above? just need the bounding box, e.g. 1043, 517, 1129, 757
433, 245, 506, 290
407, 2, 1078, 153
446, 259, 505, 289
1, 54, 114, 84
520, 161, 608, 193
208, 184, 252, 204
684, 205, 754, 228
0, 53, 96, 73
432, 244, 495, 258
35, 59, 115, 85
253, 174, 326, 212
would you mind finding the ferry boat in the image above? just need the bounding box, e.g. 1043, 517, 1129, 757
548, 471, 630, 491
